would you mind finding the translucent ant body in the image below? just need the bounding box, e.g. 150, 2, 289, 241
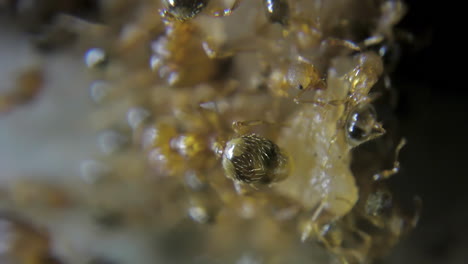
340, 51, 387, 147
307, 188, 421, 263
264, 57, 326, 98
150, 19, 221, 87
295, 51, 386, 146
269, 50, 391, 247
345, 103, 385, 147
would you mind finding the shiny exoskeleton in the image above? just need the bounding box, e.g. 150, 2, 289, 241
162, 0, 209, 20
222, 134, 290, 185
263, 0, 289, 25
267, 59, 325, 98
345, 104, 385, 146
160, 0, 290, 25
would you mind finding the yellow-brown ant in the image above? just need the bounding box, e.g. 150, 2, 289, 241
142, 106, 290, 189
272, 51, 388, 238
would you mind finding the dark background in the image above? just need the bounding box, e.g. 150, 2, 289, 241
385, 0, 468, 263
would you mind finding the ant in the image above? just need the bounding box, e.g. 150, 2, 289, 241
141, 106, 290, 189
160, 0, 288, 24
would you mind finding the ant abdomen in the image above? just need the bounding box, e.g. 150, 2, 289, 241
161, 0, 210, 21
222, 134, 290, 185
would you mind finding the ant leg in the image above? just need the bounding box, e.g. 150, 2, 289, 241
300, 195, 355, 243
232, 120, 277, 134
294, 79, 382, 107
332, 229, 371, 264
293, 87, 346, 106
301, 194, 355, 242
293, 88, 321, 105
311, 199, 327, 222
294, 97, 345, 106
202, 39, 257, 59
324, 37, 361, 52
373, 138, 406, 180
208, 0, 243, 17
362, 35, 385, 48
409, 196, 422, 228
365, 91, 383, 103
233, 181, 258, 195
300, 199, 327, 242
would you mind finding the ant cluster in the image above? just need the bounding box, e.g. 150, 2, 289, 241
0, 0, 420, 263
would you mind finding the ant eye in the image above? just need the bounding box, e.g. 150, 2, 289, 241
162, 0, 209, 20
346, 104, 385, 146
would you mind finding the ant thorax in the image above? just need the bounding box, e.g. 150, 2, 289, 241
275, 54, 377, 218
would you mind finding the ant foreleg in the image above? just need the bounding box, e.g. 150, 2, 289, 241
208, 0, 243, 17
373, 138, 406, 180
